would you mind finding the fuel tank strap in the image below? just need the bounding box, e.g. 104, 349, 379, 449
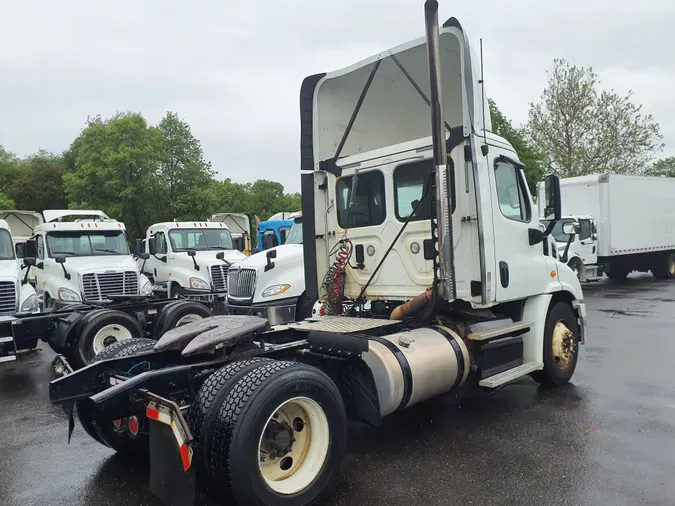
434, 327, 466, 390
368, 336, 412, 411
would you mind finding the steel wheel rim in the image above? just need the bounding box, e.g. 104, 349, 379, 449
175, 314, 203, 327
551, 320, 575, 370
258, 396, 330, 494
92, 324, 133, 355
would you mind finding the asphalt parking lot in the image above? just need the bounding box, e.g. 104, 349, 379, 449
2, 274, 675, 506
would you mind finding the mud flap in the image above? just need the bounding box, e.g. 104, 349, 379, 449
144, 393, 196, 506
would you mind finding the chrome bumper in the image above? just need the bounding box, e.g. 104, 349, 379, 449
226, 302, 296, 326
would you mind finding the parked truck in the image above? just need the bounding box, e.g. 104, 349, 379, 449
208, 213, 256, 256
139, 220, 246, 301
49, 5, 585, 505
537, 173, 675, 280
226, 215, 311, 325
31, 210, 153, 309
257, 211, 301, 250
0, 210, 44, 284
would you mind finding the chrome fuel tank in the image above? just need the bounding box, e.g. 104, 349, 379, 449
362, 326, 470, 416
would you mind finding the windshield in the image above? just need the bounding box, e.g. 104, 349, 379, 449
0, 230, 15, 260
285, 221, 303, 245
169, 228, 233, 251
541, 218, 576, 243
46, 230, 129, 257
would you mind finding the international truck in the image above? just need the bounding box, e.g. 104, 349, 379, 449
537, 173, 675, 280
226, 215, 312, 325
139, 220, 246, 301
49, 4, 586, 506
257, 211, 301, 250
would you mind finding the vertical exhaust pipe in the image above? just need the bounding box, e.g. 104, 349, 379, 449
424, 0, 456, 300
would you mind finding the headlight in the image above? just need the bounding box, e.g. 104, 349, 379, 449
141, 281, 153, 295
189, 277, 210, 290
261, 284, 291, 298
58, 287, 80, 301
20, 294, 38, 313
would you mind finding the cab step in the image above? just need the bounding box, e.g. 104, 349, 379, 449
0, 355, 17, 363
584, 276, 603, 282
478, 361, 543, 388
0, 336, 14, 343
467, 321, 533, 342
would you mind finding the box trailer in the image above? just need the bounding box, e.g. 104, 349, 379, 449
537, 173, 675, 280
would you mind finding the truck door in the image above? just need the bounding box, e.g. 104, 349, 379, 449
577, 218, 597, 265
490, 153, 550, 302
147, 229, 170, 287
34, 235, 45, 296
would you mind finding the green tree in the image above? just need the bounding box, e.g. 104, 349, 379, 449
528, 58, 663, 177
63, 112, 162, 240
0, 144, 21, 201
489, 99, 546, 193
644, 157, 675, 178
154, 112, 215, 221
6, 150, 68, 212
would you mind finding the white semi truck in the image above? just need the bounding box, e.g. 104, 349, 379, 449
31, 210, 153, 309
226, 215, 310, 325
139, 220, 247, 301
537, 173, 675, 280
50, 5, 586, 505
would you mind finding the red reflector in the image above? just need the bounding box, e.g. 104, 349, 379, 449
113, 419, 122, 428
146, 407, 160, 420
128, 416, 139, 435
180, 443, 191, 471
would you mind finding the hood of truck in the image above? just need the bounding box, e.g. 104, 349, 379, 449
187, 249, 246, 264
0, 259, 21, 281
229, 244, 305, 303
58, 255, 140, 274
301, 17, 488, 171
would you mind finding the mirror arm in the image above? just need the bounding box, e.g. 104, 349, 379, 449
561, 234, 575, 263
60, 264, 71, 280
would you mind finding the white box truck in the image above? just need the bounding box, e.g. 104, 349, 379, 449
537, 173, 675, 280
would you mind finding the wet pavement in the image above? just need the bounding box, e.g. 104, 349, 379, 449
2, 274, 675, 505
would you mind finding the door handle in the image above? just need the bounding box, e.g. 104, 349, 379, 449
499, 261, 509, 288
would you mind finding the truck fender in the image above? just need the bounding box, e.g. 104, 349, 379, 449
520, 294, 553, 364
50, 311, 88, 352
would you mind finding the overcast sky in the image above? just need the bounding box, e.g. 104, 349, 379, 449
1, 0, 674, 193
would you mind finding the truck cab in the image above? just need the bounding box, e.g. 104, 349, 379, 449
0, 210, 44, 285
540, 215, 600, 282
257, 211, 301, 251
226, 216, 308, 325
30, 210, 152, 309
140, 221, 246, 299
0, 219, 39, 317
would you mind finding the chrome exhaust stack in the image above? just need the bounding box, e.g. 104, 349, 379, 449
424, 0, 456, 301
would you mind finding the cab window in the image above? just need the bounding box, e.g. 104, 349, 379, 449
579, 219, 592, 241
36, 236, 44, 259
155, 232, 168, 254
337, 170, 386, 229
393, 159, 456, 222
494, 159, 531, 222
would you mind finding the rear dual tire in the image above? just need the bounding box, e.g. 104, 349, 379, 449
197, 360, 346, 505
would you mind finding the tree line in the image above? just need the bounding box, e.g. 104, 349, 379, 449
0, 58, 671, 241
0, 112, 301, 240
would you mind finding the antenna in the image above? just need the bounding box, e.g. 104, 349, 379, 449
479, 38, 489, 156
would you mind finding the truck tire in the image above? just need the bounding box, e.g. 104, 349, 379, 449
295, 292, 315, 321
76, 338, 156, 451
153, 300, 213, 340
531, 302, 580, 387
206, 361, 346, 505
189, 358, 273, 474
70, 310, 143, 369
567, 258, 583, 281
652, 253, 675, 280
606, 265, 629, 280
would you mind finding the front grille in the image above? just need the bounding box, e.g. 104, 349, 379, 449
0, 282, 17, 315
210, 264, 230, 292
81, 271, 138, 301
227, 268, 257, 299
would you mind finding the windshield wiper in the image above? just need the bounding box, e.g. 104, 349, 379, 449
93, 249, 124, 254
206, 246, 230, 250
52, 251, 78, 256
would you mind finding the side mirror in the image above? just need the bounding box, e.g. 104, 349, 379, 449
187, 249, 197, 257
55, 255, 66, 264
148, 237, 157, 255
216, 252, 225, 260
562, 223, 577, 235
266, 249, 277, 260
544, 174, 562, 220
23, 257, 36, 267
134, 238, 143, 256
15, 242, 25, 259
265, 248, 276, 272
25, 238, 37, 259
